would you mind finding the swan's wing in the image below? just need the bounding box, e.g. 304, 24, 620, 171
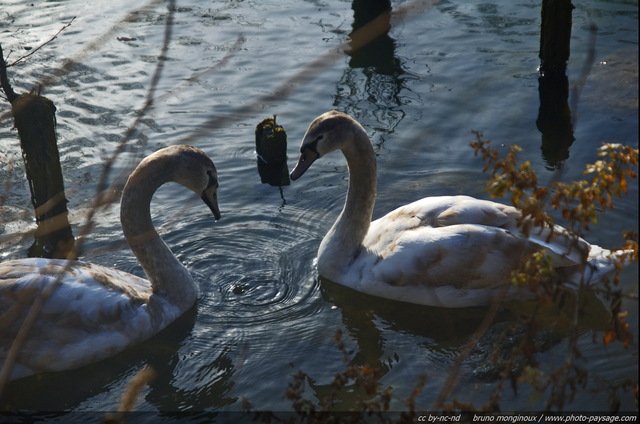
0, 258, 156, 378
358, 220, 604, 307
0, 258, 152, 320
366, 195, 590, 267
365, 223, 531, 290
338, 223, 534, 307
366, 196, 517, 247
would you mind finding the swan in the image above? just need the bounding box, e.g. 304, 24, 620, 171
290, 110, 631, 308
0, 145, 221, 382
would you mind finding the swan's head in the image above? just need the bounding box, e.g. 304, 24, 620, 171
290, 110, 363, 180
156, 145, 221, 220
200, 169, 221, 221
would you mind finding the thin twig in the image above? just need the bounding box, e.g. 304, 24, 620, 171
153, 35, 246, 105
0, 271, 64, 395
89, 0, 177, 202
0, 44, 18, 102
0, 0, 165, 122
7, 17, 77, 68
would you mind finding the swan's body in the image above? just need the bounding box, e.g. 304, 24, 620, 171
290, 111, 628, 308
1, 145, 220, 382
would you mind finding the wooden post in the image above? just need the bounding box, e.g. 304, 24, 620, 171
1, 44, 75, 259
12, 94, 75, 258
539, 0, 574, 77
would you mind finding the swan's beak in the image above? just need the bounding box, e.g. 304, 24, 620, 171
201, 186, 221, 220
290, 148, 319, 180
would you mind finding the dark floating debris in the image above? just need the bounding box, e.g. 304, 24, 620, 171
232, 285, 247, 295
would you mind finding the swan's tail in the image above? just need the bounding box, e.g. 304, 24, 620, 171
582, 245, 636, 284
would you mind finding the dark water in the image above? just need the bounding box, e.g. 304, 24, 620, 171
1, 0, 637, 417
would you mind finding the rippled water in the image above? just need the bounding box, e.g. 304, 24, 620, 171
1, 0, 638, 418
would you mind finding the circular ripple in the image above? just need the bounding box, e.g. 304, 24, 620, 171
180, 205, 327, 331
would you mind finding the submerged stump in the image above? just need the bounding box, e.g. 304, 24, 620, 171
255, 116, 289, 187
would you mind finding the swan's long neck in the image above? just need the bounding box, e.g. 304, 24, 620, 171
318, 125, 376, 278
120, 161, 197, 309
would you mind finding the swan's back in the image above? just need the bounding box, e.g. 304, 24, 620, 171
365, 196, 517, 248
0, 258, 181, 380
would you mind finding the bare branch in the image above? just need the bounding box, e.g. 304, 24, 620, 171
7, 17, 77, 68
0, 43, 18, 103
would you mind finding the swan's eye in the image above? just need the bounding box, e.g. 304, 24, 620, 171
206, 170, 219, 189
302, 135, 322, 155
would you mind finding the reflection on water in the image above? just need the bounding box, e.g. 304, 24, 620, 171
335, 0, 409, 137
2, 307, 203, 410
0, 0, 637, 416
319, 277, 616, 408
537, 71, 574, 167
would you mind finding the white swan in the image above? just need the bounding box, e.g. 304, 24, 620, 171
290, 110, 630, 308
0, 145, 221, 382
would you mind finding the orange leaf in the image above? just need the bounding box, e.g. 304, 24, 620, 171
603, 331, 616, 345
620, 177, 627, 193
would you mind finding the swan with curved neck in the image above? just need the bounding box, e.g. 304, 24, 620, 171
1, 145, 220, 382
291, 111, 629, 307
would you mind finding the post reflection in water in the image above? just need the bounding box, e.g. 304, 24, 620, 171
334, 0, 410, 137
537, 71, 574, 168
535, 0, 585, 169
